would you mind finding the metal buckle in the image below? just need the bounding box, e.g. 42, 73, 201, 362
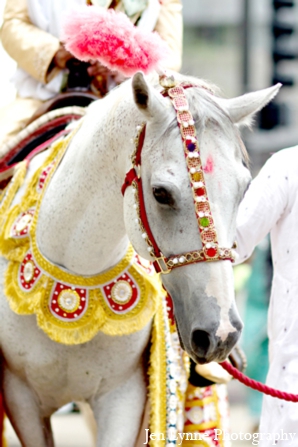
159, 75, 177, 89
155, 256, 171, 274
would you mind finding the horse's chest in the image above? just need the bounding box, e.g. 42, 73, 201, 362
0, 294, 151, 402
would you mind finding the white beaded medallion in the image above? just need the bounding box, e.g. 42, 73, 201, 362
111, 280, 133, 304
49, 282, 88, 322
23, 260, 35, 283
58, 289, 80, 313
19, 252, 42, 291
16, 214, 32, 232
11, 209, 35, 238
102, 271, 140, 314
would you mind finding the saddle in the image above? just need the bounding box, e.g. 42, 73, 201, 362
0, 91, 98, 181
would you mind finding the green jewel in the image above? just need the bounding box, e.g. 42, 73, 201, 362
199, 217, 210, 227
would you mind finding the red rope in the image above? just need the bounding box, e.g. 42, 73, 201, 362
220, 360, 298, 402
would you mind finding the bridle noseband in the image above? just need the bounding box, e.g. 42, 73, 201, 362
122, 75, 236, 274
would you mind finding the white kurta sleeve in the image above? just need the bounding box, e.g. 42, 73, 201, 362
236, 151, 289, 264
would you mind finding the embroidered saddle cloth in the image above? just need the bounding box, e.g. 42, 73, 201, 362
0, 134, 163, 345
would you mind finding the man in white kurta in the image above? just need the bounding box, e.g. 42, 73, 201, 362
236, 146, 298, 445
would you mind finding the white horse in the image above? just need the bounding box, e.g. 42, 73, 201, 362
0, 72, 279, 447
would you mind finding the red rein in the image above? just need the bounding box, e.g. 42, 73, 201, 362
220, 360, 298, 403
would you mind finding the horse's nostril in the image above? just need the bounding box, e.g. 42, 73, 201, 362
191, 329, 211, 357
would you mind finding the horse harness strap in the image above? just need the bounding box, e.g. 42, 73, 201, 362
122, 76, 236, 274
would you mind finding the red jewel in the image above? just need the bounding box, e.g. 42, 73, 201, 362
195, 187, 205, 197
206, 247, 217, 258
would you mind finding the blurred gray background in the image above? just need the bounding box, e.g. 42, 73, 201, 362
182, 0, 298, 172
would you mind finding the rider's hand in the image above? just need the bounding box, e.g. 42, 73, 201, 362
53, 45, 74, 69
87, 61, 127, 85
87, 61, 111, 77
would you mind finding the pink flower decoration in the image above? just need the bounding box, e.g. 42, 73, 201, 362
61, 6, 169, 77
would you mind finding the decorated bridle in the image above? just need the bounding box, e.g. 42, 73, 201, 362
122, 75, 236, 274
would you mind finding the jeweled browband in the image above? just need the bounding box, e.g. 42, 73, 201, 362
122, 75, 235, 274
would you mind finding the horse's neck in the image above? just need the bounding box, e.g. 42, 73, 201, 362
36, 91, 138, 276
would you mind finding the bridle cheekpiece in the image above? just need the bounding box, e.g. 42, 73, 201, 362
122, 75, 236, 274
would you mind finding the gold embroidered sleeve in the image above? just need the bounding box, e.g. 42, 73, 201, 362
0, 0, 61, 84
154, 0, 183, 72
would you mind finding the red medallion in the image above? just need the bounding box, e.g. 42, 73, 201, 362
49, 283, 88, 320
11, 209, 35, 238
19, 252, 41, 291
102, 272, 139, 314
37, 162, 55, 192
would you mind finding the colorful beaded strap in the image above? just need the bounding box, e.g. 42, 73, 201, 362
122, 76, 235, 274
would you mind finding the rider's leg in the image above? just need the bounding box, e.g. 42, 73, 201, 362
2, 367, 54, 447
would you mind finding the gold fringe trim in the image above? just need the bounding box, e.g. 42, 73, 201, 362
4, 261, 44, 314
3, 253, 163, 344
0, 132, 164, 344
1, 204, 32, 262
94, 263, 163, 333
36, 286, 107, 345
148, 300, 167, 447
0, 161, 27, 230
0, 135, 70, 261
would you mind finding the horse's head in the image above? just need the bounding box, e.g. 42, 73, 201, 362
123, 73, 280, 364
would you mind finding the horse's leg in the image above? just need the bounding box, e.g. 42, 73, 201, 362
3, 368, 54, 447
134, 400, 150, 447
91, 363, 146, 447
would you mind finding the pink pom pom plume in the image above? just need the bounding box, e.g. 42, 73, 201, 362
61, 6, 169, 77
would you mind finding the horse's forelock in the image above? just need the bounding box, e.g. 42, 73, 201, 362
186, 80, 249, 166
152, 80, 249, 167
107, 73, 249, 165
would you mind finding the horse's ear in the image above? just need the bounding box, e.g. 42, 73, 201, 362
132, 72, 167, 120
214, 84, 282, 127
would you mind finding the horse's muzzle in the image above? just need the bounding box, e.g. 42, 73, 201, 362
190, 325, 242, 365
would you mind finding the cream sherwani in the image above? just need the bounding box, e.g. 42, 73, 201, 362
0, 0, 182, 149
236, 146, 298, 445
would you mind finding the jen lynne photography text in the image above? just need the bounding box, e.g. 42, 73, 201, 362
144, 429, 297, 445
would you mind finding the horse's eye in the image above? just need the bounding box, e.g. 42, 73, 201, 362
152, 187, 174, 206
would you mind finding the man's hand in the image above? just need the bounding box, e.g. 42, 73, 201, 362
87, 61, 127, 85
53, 45, 74, 69
87, 60, 111, 77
